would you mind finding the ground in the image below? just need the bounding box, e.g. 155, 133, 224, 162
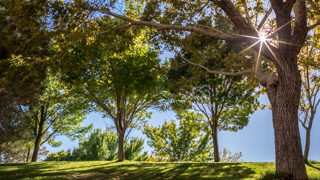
0, 161, 319, 180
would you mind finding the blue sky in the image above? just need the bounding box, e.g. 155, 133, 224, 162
45, 52, 320, 162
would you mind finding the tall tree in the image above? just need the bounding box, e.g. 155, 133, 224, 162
61, 16, 165, 161
168, 19, 258, 162
298, 31, 320, 163
84, 0, 320, 178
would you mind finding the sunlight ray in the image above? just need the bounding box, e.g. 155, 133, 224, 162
255, 41, 263, 73
231, 34, 261, 40
267, 20, 293, 37
263, 41, 283, 70
240, 40, 261, 54
270, 39, 300, 47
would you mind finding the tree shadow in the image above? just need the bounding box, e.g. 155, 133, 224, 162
0, 161, 263, 180
306, 163, 320, 171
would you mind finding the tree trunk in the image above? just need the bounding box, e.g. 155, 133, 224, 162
26, 148, 31, 162
31, 105, 45, 162
303, 129, 311, 163
212, 124, 220, 162
266, 55, 308, 179
303, 110, 315, 163
118, 132, 125, 161
31, 136, 41, 162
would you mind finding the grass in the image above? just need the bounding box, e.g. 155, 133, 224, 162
0, 161, 319, 180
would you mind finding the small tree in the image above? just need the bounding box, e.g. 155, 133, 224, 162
23, 73, 92, 162
45, 128, 148, 161
298, 31, 320, 163
144, 111, 213, 162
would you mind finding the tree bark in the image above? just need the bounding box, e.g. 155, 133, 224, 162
303, 129, 311, 163
212, 126, 219, 162
303, 110, 315, 163
26, 148, 30, 162
118, 132, 125, 161
266, 55, 308, 179
31, 136, 41, 162
31, 105, 45, 162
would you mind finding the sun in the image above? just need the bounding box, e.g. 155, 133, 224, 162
259, 33, 266, 42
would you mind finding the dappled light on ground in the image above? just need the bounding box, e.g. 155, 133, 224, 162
0, 161, 320, 180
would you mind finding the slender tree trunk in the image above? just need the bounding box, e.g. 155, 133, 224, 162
31, 105, 45, 162
31, 136, 41, 162
212, 123, 219, 162
303, 129, 310, 162
118, 132, 125, 161
303, 129, 311, 163
26, 148, 30, 162
303, 111, 314, 163
266, 55, 307, 179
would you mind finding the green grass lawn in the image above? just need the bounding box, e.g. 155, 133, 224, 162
0, 161, 319, 180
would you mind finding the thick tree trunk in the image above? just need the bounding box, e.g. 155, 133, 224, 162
31, 136, 41, 162
266, 55, 307, 179
212, 125, 220, 162
118, 132, 125, 161
303, 129, 311, 163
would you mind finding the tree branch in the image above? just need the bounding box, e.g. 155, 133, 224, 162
308, 20, 320, 31
95, 9, 246, 42
293, 0, 309, 49
257, 7, 273, 31
210, 0, 252, 33
93, 96, 116, 120
175, 51, 254, 76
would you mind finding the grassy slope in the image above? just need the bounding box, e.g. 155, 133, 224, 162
0, 161, 319, 180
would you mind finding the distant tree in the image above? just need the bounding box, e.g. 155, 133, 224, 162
168, 19, 258, 162
0, 141, 49, 163
144, 111, 213, 162
219, 148, 243, 163
298, 31, 320, 163
45, 128, 148, 161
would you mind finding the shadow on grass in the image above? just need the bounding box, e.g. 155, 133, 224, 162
0, 161, 258, 180
306, 163, 320, 171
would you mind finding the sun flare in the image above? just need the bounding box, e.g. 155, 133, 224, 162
259, 33, 266, 42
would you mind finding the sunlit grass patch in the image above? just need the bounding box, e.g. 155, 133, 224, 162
0, 161, 319, 180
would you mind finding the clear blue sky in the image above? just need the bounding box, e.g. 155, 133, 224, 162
45, 52, 320, 162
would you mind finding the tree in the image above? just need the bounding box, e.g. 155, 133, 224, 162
144, 111, 243, 162
45, 128, 148, 161
84, 0, 320, 178
144, 111, 213, 162
60, 15, 165, 161
0, 1, 50, 145
22, 73, 92, 162
298, 30, 320, 163
168, 19, 258, 162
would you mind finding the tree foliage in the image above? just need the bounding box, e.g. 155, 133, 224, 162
20, 72, 93, 162
298, 27, 320, 162
45, 128, 148, 161
144, 111, 213, 162
167, 19, 258, 162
